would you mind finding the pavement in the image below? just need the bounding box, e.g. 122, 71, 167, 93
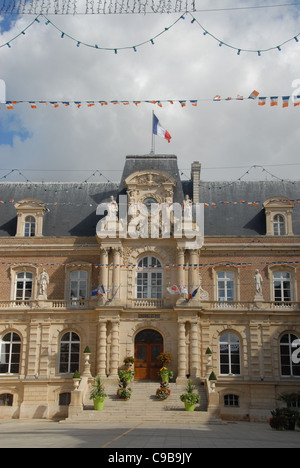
0, 420, 299, 449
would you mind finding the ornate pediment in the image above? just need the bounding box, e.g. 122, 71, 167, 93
125, 170, 176, 204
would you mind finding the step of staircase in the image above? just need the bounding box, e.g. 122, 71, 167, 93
64, 381, 223, 425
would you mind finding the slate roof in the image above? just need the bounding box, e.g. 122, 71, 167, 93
187, 180, 300, 236
0, 155, 299, 237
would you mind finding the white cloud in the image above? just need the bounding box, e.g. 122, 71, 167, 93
0, 1, 300, 183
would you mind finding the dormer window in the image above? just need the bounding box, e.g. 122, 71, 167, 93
263, 198, 294, 236
273, 215, 286, 236
15, 199, 46, 238
24, 216, 36, 237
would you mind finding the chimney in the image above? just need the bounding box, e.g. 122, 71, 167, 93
191, 161, 201, 203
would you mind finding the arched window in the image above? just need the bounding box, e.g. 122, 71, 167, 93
219, 332, 241, 376
24, 216, 36, 237
59, 332, 80, 374
136, 256, 163, 299
0, 332, 21, 374
217, 271, 235, 302
273, 271, 292, 302
70, 270, 88, 300
15, 272, 33, 301
280, 333, 300, 377
273, 215, 286, 236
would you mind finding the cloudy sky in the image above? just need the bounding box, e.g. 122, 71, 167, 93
0, 0, 300, 184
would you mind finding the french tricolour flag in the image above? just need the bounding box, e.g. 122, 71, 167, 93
153, 113, 172, 143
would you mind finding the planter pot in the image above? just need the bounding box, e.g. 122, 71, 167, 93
184, 403, 196, 412
286, 420, 296, 431
93, 398, 105, 411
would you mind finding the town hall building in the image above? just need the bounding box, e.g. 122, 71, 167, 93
0, 154, 299, 421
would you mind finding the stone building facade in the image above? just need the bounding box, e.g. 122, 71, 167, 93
0, 154, 299, 421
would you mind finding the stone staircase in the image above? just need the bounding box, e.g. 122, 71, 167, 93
64, 380, 222, 425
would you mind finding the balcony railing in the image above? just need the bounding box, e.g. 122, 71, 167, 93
132, 298, 165, 308
201, 301, 300, 311
0, 299, 92, 310
0, 299, 298, 311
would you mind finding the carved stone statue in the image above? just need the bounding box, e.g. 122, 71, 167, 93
98, 195, 119, 234
254, 269, 264, 301
107, 195, 118, 219
254, 269, 263, 295
183, 194, 193, 219
38, 269, 49, 298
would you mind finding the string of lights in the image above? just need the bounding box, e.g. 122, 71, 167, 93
0, 165, 299, 192
1, 12, 300, 55
0, 0, 197, 15
1, 0, 300, 15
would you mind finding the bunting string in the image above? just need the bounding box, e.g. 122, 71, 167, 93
0, 259, 299, 270
1, 12, 300, 56
3, 92, 300, 109
0, 197, 299, 208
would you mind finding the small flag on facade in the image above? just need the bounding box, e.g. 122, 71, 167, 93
167, 285, 180, 295
189, 287, 199, 300
180, 285, 188, 295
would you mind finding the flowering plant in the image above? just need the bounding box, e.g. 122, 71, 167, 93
119, 368, 135, 382
157, 352, 172, 366
156, 381, 171, 401
117, 380, 132, 400
124, 356, 135, 365
158, 367, 174, 381
180, 379, 200, 405
89, 376, 107, 401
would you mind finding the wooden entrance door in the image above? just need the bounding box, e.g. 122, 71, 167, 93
134, 330, 163, 381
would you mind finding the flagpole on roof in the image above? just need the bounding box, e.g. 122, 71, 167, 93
150, 110, 155, 155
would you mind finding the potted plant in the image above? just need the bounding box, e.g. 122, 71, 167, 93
156, 381, 171, 401
158, 367, 174, 383
117, 378, 132, 400
157, 352, 172, 367
269, 407, 299, 431
180, 379, 200, 412
119, 368, 135, 384
72, 370, 81, 389
124, 356, 135, 367
89, 376, 107, 411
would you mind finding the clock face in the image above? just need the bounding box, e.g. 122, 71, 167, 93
143, 197, 158, 211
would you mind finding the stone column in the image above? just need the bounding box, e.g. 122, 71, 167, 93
96, 320, 107, 378
189, 249, 199, 300
112, 247, 122, 304
99, 247, 110, 304
190, 320, 200, 379
177, 248, 185, 287
109, 320, 120, 378
177, 321, 187, 382
176, 247, 186, 304
100, 247, 110, 289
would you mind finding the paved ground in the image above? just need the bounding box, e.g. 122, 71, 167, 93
0, 420, 299, 449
